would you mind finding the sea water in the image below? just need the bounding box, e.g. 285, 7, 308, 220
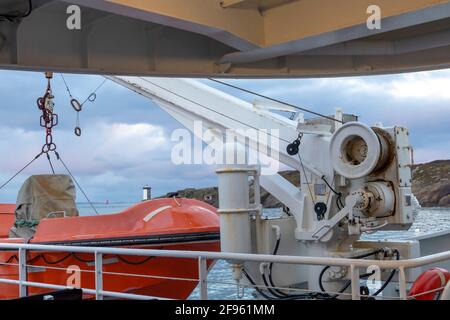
77, 204, 450, 299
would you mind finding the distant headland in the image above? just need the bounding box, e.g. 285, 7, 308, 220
162, 160, 450, 208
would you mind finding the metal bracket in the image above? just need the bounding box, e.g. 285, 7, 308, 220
295, 195, 359, 241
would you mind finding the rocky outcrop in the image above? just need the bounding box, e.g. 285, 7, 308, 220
161, 160, 449, 208
412, 160, 450, 207
160, 171, 299, 208
161, 187, 219, 207
256, 171, 300, 208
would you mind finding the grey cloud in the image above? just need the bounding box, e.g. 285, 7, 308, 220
0, 69, 449, 203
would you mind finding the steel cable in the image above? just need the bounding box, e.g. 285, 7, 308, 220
208, 78, 343, 124
55, 152, 98, 215
0, 152, 42, 190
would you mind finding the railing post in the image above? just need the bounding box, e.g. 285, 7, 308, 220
18, 248, 28, 298
350, 264, 360, 300
95, 252, 103, 300
198, 257, 208, 300
398, 267, 407, 300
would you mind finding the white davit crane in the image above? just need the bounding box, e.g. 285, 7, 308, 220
108, 75, 416, 296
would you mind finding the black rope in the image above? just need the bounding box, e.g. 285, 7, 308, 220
265, 236, 349, 300
4, 252, 155, 266
116, 255, 155, 265
322, 176, 339, 195
243, 269, 279, 300
372, 249, 400, 296
55, 152, 99, 215
318, 249, 396, 299
265, 238, 313, 299
6, 255, 17, 264
261, 270, 291, 298
266, 238, 291, 297
0, 152, 42, 190
26, 254, 42, 264
208, 78, 343, 124
322, 175, 345, 210
41, 253, 72, 265
318, 266, 351, 299
5, 253, 73, 265
244, 233, 324, 300
71, 253, 94, 263
268, 239, 282, 293
244, 268, 330, 300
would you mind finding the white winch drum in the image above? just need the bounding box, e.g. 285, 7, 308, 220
366, 182, 395, 217
330, 122, 390, 179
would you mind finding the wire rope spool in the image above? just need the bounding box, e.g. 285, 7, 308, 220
329, 122, 391, 179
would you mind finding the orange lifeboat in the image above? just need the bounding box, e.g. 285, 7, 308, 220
0, 198, 220, 299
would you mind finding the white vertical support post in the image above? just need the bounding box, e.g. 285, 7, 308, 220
216, 166, 254, 255
335, 108, 344, 130
198, 257, 208, 300
253, 169, 261, 211
18, 248, 27, 298
350, 264, 360, 300
398, 267, 407, 300
95, 252, 103, 300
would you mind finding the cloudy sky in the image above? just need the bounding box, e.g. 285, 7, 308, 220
0, 68, 449, 204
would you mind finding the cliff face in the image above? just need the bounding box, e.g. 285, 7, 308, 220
412, 160, 450, 207
161, 160, 449, 208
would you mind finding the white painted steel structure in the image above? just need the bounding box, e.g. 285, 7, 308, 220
1, 242, 450, 300
0, 0, 449, 301
0, 72, 445, 296
104, 75, 436, 298
2, 0, 450, 77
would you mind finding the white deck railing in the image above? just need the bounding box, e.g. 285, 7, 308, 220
1, 242, 450, 300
